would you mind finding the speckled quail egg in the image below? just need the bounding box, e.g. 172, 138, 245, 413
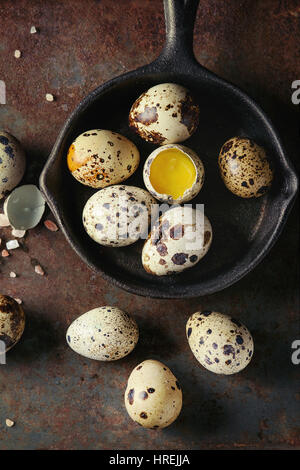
218, 137, 273, 198
83, 185, 158, 247
129, 83, 199, 145
142, 206, 212, 276
66, 306, 139, 361
124, 359, 182, 429
186, 311, 254, 375
67, 129, 140, 188
0, 131, 26, 199
143, 144, 204, 204
0, 294, 25, 352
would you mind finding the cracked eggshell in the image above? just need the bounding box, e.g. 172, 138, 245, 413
4, 184, 45, 230
0, 131, 26, 199
66, 306, 139, 361
186, 311, 254, 375
67, 129, 140, 188
83, 185, 157, 247
125, 359, 182, 429
129, 83, 199, 145
0, 294, 25, 352
142, 206, 212, 276
143, 144, 205, 204
219, 137, 273, 198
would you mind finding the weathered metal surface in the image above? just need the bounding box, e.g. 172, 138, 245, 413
0, 0, 299, 450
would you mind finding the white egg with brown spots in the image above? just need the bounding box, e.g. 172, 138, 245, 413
143, 144, 205, 204
66, 306, 139, 361
218, 137, 273, 198
142, 206, 212, 276
186, 311, 254, 375
83, 185, 157, 247
125, 359, 182, 429
67, 129, 140, 188
0, 131, 26, 199
0, 294, 25, 352
129, 83, 199, 145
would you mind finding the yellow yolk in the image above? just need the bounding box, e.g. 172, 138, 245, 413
149, 148, 196, 200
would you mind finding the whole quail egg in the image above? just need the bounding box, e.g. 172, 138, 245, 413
67, 129, 140, 188
186, 311, 254, 375
129, 83, 199, 145
0, 294, 25, 352
66, 306, 139, 361
124, 359, 182, 429
0, 131, 26, 199
83, 185, 157, 247
143, 144, 205, 204
218, 136, 273, 198
142, 206, 212, 276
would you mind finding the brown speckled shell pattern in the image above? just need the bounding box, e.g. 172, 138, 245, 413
186, 311, 254, 375
129, 83, 199, 145
0, 294, 25, 352
218, 137, 273, 198
124, 359, 182, 429
0, 131, 26, 199
66, 306, 139, 361
70, 130, 140, 189
143, 143, 205, 204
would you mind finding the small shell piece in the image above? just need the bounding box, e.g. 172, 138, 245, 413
66, 306, 139, 361
0, 294, 25, 352
4, 185, 45, 230
142, 206, 212, 276
67, 129, 140, 189
124, 359, 182, 429
218, 137, 273, 198
0, 131, 26, 199
143, 144, 204, 203
186, 311, 254, 375
129, 83, 199, 145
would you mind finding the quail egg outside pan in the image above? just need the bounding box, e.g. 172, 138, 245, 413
40, 0, 298, 299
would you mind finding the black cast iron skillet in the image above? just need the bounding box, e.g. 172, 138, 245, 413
40, 0, 298, 299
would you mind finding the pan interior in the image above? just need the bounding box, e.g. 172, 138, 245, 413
46, 70, 286, 297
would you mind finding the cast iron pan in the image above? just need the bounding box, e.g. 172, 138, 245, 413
40, 0, 298, 299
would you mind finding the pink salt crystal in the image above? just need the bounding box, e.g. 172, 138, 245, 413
1, 249, 9, 257
9, 272, 17, 278
44, 220, 59, 232
35, 265, 45, 276
14, 298, 22, 305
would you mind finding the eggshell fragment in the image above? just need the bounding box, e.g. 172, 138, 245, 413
129, 83, 199, 145
66, 306, 139, 361
186, 311, 254, 375
124, 359, 182, 429
4, 184, 45, 230
0, 131, 26, 199
0, 294, 25, 352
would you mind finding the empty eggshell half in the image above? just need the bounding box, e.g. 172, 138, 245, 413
143, 144, 205, 204
4, 184, 45, 230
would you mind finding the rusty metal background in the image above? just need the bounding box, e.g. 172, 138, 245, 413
0, 0, 299, 450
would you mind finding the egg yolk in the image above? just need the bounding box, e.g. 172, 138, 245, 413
149, 148, 196, 200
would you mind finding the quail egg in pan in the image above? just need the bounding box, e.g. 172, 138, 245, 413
66, 306, 139, 361
0, 294, 25, 352
83, 185, 157, 247
219, 136, 273, 198
186, 311, 254, 375
0, 131, 26, 199
143, 144, 204, 203
125, 359, 182, 429
142, 205, 212, 276
67, 129, 140, 188
129, 83, 199, 145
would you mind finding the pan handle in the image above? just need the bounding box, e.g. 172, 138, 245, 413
155, 0, 200, 67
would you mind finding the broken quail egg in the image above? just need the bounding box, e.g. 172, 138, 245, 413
4, 184, 45, 230
129, 83, 199, 145
125, 359, 182, 429
142, 205, 212, 276
66, 306, 139, 361
0, 131, 26, 199
0, 294, 25, 352
218, 137, 273, 198
67, 129, 140, 188
143, 144, 204, 203
83, 185, 158, 247
186, 311, 254, 375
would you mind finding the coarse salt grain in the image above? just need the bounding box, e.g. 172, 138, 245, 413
6, 240, 19, 250
35, 265, 45, 276
14, 50, 21, 58
9, 272, 17, 278
1, 249, 9, 257
44, 220, 59, 232
46, 93, 54, 102
0, 214, 10, 227
6, 419, 15, 427
30, 26, 37, 34
12, 228, 26, 238
14, 298, 22, 305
